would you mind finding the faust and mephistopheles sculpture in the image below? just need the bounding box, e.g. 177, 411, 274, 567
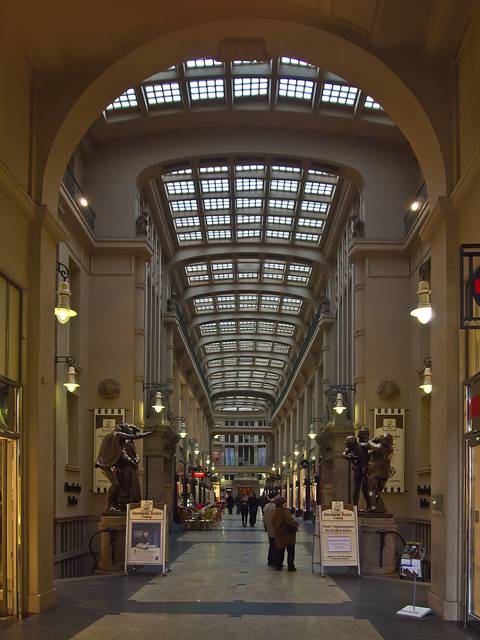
342, 427, 394, 513
96, 423, 152, 512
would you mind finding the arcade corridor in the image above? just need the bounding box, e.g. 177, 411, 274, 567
0, 515, 476, 640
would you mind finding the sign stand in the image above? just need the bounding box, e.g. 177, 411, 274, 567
396, 542, 431, 618
312, 501, 360, 577
397, 574, 431, 618
125, 501, 168, 576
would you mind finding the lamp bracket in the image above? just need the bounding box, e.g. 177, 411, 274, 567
56, 261, 70, 282
419, 258, 431, 281
55, 355, 82, 372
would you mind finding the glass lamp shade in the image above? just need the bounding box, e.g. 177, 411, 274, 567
281, 458, 287, 466
152, 392, 165, 413
308, 427, 317, 440
271, 464, 276, 471
55, 281, 77, 324
410, 280, 432, 324
179, 423, 188, 438
333, 392, 346, 414
419, 367, 432, 394
63, 366, 79, 393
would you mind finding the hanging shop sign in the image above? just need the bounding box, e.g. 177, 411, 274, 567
460, 245, 480, 329
125, 500, 167, 571
313, 501, 360, 575
192, 470, 206, 478
374, 408, 405, 493
93, 408, 126, 492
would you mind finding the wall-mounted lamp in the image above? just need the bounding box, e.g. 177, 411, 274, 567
206, 455, 211, 465
308, 424, 317, 440
333, 392, 346, 415
143, 383, 170, 416
281, 456, 287, 467
152, 391, 165, 414
211, 464, 215, 472
293, 441, 304, 457
56, 356, 80, 393
419, 358, 432, 394
55, 262, 77, 325
78, 195, 89, 208
410, 260, 432, 325
188, 439, 200, 456
409, 198, 424, 212
271, 463, 276, 471
179, 421, 188, 439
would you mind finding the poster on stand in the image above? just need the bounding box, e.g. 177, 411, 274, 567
313, 501, 360, 575
125, 501, 167, 570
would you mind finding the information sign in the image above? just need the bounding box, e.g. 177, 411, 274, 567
125, 501, 167, 573
313, 501, 360, 575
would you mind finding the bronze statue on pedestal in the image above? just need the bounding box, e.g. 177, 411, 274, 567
342, 426, 370, 507
96, 423, 152, 513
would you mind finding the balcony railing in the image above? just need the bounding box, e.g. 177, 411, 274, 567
404, 182, 428, 236
62, 167, 96, 232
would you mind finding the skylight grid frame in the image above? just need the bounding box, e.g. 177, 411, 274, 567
321, 82, 358, 107
236, 178, 264, 192
233, 77, 270, 98
143, 82, 182, 106
278, 77, 315, 102
186, 58, 223, 69
105, 88, 139, 112
189, 78, 225, 102
270, 179, 300, 193
201, 178, 229, 193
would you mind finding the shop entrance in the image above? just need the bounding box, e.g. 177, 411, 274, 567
0, 379, 20, 617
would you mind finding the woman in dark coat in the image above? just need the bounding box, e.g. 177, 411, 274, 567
226, 494, 235, 514
271, 495, 298, 571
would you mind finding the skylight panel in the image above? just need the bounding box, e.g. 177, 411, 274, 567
105, 88, 138, 111
289, 263, 311, 274
271, 165, 301, 174
205, 214, 231, 226
364, 95, 383, 110
266, 229, 290, 239
280, 57, 314, 68
217, 301, 236, 311
304, 181, 335, 196
167, 168, 193, 176
174, 216, 200, 228
264, 261, 285, 271
255, 358, 269, 367
213, 272, 234, 281
267, 215, 293, 226
186, 263, 208, 273
205, 343, 221, 353
270, 360, 285, 369
263, 272, 284, 280
278, 78, 314, 101
166, 181, 195, 195
277, 323, 295, 336
144, 82, 181, 105
223, 357, 237, 366
239, 320, 256, 330
236, 198, 263, 209
186, 58, 222, 68
233, 77, 269, 97
193, 296, 214, 312
199, 166, 228, 174
308, 168, 337, 178
237, 229, 261, 239
298, 217, 324, 228
239, 294, 258, 303
295, 232, 320, 242
257, 341, 273, 351
212, 262, 233, 270
321, 82, 358, 106
257, 321, 275, 333
252, 371, 266, 378
236, 178, 264, 191
239, 357, 254, 365
219, 321, 236, 333
201, 178, 229, 193
273, 343, 290, 354
239, 301, 258, 310
199, 323, 217, 334
178, 231, 202, 242
300, 200, 329, 213
171, 199, 198, 212
239, 340, 255, 350
208, 229, 231, 240
268, 199, 295, 210
282, 297, 302, 313
236, 164, 265, 172
203, 198, 230, 210
188, 274, 210, 284
189, 79, 225, 101
208, 359, 222, 368
237, 214, 262, 224
287, 274, 308, 284
270, 179, 299, 192
222, 341, 237, 351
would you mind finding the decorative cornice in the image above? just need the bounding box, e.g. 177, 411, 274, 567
349, 239, 407, 262
0, 160, 36, 224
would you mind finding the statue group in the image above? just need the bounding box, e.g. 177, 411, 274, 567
342, 427, 394, 513
96, 423, 152, 513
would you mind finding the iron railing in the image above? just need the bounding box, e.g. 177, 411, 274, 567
272, 305, 322, 414
62, 167, 96, 231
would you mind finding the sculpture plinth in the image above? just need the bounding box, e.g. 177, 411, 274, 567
96, 514, 126, 573
358, 514, 397, 575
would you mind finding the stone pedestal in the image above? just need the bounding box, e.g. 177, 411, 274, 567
96, 515, 126, 573
358, 514, 397, 575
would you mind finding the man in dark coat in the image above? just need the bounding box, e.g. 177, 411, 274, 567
272, 495, 299, 571
247, 492, 258, 527
96, 423, 152, 512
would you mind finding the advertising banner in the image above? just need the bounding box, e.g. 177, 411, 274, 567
313, 501, 360, 575
125, 501, 167, 571
374, 408, 405, 493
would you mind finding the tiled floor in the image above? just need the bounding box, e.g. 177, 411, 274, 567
1, 512, 480, 639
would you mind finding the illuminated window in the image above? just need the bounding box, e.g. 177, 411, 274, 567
208, 229, 231, 240
178, 231, 202, 242
188, 274, 210, 284
199, 166, 228, 173
205, 214, 231, 225
300, 200, 329, 213
205, 343, 221, 353
277, 323, 295, 336
233, 77, 269, 97
236, 164, 265, 172
186, 58, 222, 69
174, 216, 200, 228
364, 95, 383, 110
321, 82, 358, 106
280, 57, 314, 68
270, 179, 299, 192
219, 321, 236, 332
238, 272, 258, 280
263, 272, 284, 280
213, 272, 234, 280
203, 198, 230, 210
289, 263, 311, 273
237, 198, 263, 208
186, 263, 208, 273
295, 231, 319, 242
194, 297, 215, 312
237, 229, 261, 238
237, 214, 262, 224
166, 181, 195, 195
304, 182, 335, 196
278, 78, 314, 100
287, 274, 308, 284
200, 323, 217, 335
144, 82, 181, 105
212, 262, 233, 270
106, 88, 138, 111
267, 215, 293, 226
201, 179, 229, 193
264, 262, 285, 270
189, 79, 225, 101
258, 321, 275, 333
273, 343, 289, 354
268, 199, 295, 210
298, 217, 324, 228
271, 165, 301, 173
236, 178, 264, 191
171, 200, 198, 212
266, 229, 290, 239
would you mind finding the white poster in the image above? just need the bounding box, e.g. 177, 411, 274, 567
374, 408, 405, 493
125, 501, 167, 569
314, 502, 360, 574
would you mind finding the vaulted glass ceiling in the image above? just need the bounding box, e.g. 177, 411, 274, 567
105, 57, 388, 124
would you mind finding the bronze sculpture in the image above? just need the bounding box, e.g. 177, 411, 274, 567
96, 423, 152, 513
342, 426, 370, 507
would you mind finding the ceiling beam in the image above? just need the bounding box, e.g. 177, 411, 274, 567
177, 282, 317, 305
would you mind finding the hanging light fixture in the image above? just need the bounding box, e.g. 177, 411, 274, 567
271, 463, 276, 471
64, 366, 80, 393
293, 443, 300, 457
178, 421, 188, 439
281, 456, 287, 467
55, 263, 77, 325
211, 464, 215, 472
410, 280, 432, 325
333, 392, 346, 415
78, 195, 89, 208
409, 198, 424, 212
419, 367, 432, 394
152, 391, 165, 414
194, 441, 200, 456
206, 455, 211, 465
308, 424, 317, 440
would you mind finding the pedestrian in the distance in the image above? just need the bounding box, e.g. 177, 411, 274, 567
272, 495, 298, 571
262, 492, 277, 567
247, 492, 258, 527
226, 494, 234, 514
239, 496, 249, 527
235, 494, 242, 514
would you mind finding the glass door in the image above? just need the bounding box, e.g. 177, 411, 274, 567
0, 379, 19, 617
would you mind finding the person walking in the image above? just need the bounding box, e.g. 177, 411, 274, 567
272, 495, 298, 571
226, 494, 234, 515
239, 495, 249, 527
235, 494, 242, 514
247, 492, 258, 527
262, 492, 277, 567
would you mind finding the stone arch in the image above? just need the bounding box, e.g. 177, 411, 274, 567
41, 18, 447, 213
